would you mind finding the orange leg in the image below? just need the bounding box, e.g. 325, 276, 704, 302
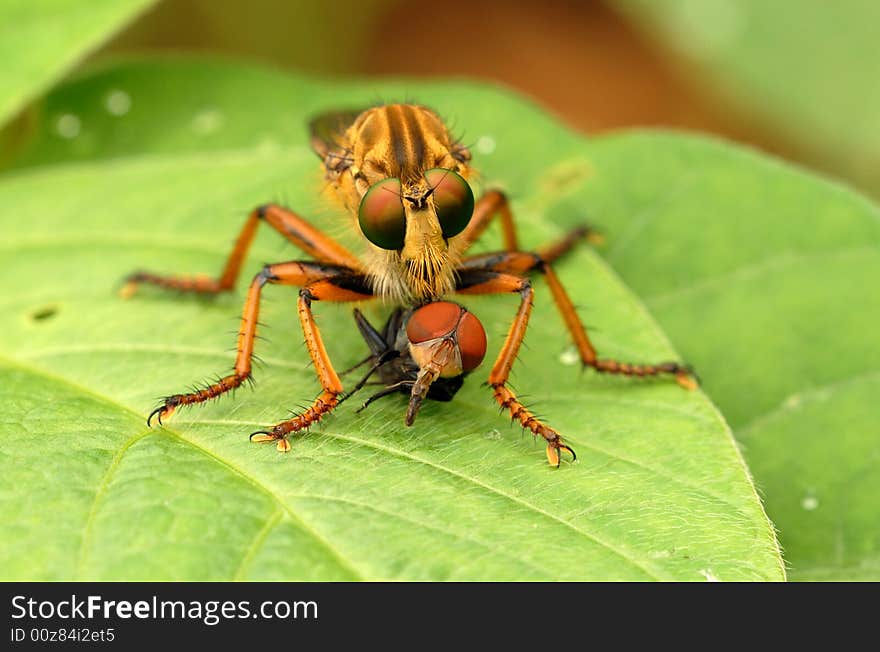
457, 250, 542, 275
122, 203, 362, 296
457, 190, 520, 253
458, 188, 601, 258
541, 264, 695, 387
457, 249, 695, 389
251, 278, 374, 451
148, 261, 374, 452
460, 225, 600, 267
456, 270, 576, 467
536, 226, 603, 264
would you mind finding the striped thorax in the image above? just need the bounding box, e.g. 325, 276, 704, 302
310, 104, 474, 302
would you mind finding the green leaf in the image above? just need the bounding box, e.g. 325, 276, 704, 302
0, 58, 785, 581
574, 135, 880, 580
612, 0, 880, 195
0, 0, 156, 128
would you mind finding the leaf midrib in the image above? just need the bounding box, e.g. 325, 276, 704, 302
0, 352, 675, 581
0, 354, 366, 581
77, 428, 152, 579
1, 123, 796, 581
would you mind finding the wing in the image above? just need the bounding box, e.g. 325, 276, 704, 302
308, 108, 364, 160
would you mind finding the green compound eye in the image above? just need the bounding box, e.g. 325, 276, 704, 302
425, 168, 475, 239
358, 177, 406, 250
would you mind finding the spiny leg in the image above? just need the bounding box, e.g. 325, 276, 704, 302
250, 276, 374, 451
122, 203, 362, 296
456, 269, 575, 467
458, 251, 696, 389
541, 263, 695, 388
147, 261, 360, 430
459, 225, 600, 270
457, 187, 602, 259
457, 190, 521, 253
536, 226, 604, 264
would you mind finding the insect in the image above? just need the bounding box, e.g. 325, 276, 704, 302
343, 301, 488, 427
123, 103, 695, 466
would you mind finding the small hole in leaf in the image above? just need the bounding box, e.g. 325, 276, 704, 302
30, 305, 59, 321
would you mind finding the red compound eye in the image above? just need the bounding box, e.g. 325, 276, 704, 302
455, 311, 487, 372
406, 302, 487, 374
406, 302, 462, 344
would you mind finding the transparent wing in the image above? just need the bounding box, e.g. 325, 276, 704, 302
308, 109, 363, 160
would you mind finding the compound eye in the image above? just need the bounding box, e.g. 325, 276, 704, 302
425, 168, 474, 239
455, 310, 487, 372
358, 177, 406, 250
407, 302, 462, 344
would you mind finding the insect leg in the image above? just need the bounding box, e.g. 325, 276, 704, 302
457, 251, 543, 274
457, 191, 600, 260
535, 226, 604, 264
457, 254, 695, 388
147, 261, 356, 428
456, 270, 576, 467
250, 276, 375, 451
356, 382, 414, 413
457, 190, 520, 252
541, 263, 696, 388
122, 204, 362, 296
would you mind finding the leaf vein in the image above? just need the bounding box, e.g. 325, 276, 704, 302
234, 425, 669, 579
232, 508, 284, 581
76, 428, 153, 580
0, 354, 366, 581
290, 493, 552, 579
21, 344, 308, 373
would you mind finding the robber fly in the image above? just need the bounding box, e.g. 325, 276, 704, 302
123, 103, 694, 466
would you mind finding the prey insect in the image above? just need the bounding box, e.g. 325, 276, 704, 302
340, 301, 579, 466
346, 301, 486, 423
123, 103, 696, 466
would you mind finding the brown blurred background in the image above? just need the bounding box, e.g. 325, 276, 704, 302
94, 0, 841, 190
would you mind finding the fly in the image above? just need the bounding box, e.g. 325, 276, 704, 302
123, 103, 695, 466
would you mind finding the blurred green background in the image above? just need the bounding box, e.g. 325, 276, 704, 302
2, 0, 878, 582
4, 0, 880, 196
